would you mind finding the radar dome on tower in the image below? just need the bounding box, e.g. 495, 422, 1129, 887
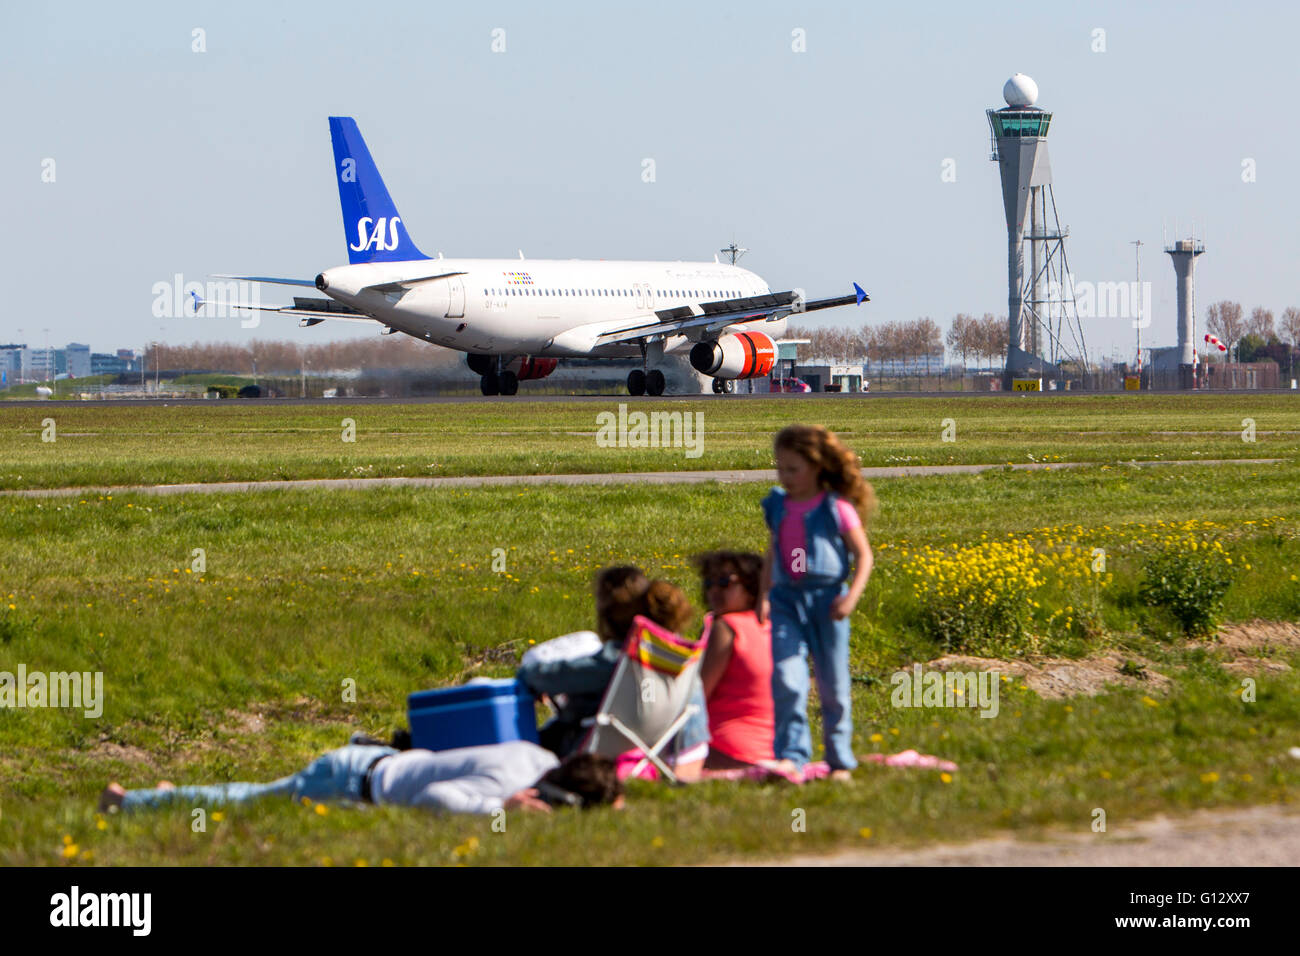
1003, 73, 1039, 107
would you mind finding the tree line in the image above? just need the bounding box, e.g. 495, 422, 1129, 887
144, 336, 463, 375
1205, 302, 1300, 365
789, 314, 1009, 371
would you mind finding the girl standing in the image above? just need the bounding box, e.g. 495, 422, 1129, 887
759, 425, 875, 780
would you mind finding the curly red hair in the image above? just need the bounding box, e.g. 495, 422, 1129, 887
773, 424, 877, 523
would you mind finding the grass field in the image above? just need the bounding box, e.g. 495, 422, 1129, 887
1, 395, 1298, 865
0, 393, 1296, 490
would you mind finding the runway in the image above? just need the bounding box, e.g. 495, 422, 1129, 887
4, 388, 1296, 408
0, 458, 1285, 499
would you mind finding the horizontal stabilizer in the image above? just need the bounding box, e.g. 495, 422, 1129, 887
210, 274, 318, 287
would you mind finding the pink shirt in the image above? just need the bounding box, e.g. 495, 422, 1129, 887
702, 610, 774, 765
778, 492, 861, 577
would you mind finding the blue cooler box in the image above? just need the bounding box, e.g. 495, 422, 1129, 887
407, 678, 540, 751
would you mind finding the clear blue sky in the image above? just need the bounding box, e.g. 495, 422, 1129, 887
4, 0, 1296, 363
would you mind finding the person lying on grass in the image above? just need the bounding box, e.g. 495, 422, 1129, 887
694, 550, 775, 770
99, 741, 623, 816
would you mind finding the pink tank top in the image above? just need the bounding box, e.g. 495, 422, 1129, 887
703, 610, 774, 765
778, 492, 862, 577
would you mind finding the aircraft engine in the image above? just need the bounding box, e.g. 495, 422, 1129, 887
507, 356, 558, 380
689, 331, 776, 379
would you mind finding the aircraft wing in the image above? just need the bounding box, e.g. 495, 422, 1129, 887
593, 283, 868, 347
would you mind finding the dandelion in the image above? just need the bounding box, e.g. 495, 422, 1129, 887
869, 733, 883, 743
939, 773, 952, 784
651, 836, 665, 848
62, 843, 79, 859
859, 827, 872, 839
1142, 696, 1159, 707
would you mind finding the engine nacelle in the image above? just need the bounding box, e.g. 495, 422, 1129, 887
689, 331, 776, 379
506, 356, 558, 380
466, 354, 559, 380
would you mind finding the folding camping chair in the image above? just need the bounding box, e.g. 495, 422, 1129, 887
580, 614, 706, 784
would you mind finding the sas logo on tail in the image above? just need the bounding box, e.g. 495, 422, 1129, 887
350, 216, 403, 252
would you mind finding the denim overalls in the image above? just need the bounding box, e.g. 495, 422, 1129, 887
762, 486, 857, 770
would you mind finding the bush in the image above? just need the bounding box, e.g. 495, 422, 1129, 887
206, 384, 238, 399
1138, 541, 1235, 638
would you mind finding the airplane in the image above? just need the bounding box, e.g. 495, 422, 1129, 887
202, 117, 868, 396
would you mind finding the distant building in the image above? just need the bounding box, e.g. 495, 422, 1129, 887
792, 363, 868, 392
91, 352, 132, 376
22, 347, 56, 381
869, 353, 947, 376
0, 345, 23, 384
65, 343, 91, 378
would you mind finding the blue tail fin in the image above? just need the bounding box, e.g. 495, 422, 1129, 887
329, 116, 429, 264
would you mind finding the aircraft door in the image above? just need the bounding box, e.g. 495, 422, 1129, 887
445, 276, 465, 318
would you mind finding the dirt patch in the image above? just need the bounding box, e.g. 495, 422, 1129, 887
758, 803, 1300, 867
1222, 657, 1291, 675
922, 619, 1300, 699
91, 738, 159, 771
1215, 619, 1300, 656
925, 651, 1171, 700
224, 710, 267, 735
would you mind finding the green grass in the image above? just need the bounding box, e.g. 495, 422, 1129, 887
1, 438, 1298, 864
0, 393, 1295, 490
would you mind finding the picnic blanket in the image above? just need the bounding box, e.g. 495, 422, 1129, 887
620, 749, 959, 783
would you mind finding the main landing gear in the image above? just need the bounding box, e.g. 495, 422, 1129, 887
627, 368, 665, 396
479, 369, 518, 396
711, 378, 735, 394
469, 355, 519, 396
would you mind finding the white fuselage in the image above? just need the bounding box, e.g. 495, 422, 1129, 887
316, 259, 781, 357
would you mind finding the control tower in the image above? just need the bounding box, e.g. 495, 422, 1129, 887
1165, 236, 1205, 389
987, 74, 1087, 388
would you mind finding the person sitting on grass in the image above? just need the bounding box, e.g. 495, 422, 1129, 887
694, 550, 775, 770
516, 565, 650, 758
99, 741, 623, 816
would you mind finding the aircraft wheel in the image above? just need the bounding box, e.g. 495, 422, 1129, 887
480, 373, 500, 396
646, 369, 666, 396
499, 370, 519, 395
711, 377, 724, 394
627, 369, 646, 396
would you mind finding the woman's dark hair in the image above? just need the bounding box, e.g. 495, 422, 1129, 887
692, 550, 763, 605
537, 754, 623, 809
593, 565, 649, 643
